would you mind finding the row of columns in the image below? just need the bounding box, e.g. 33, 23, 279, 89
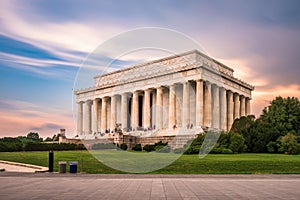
77, 80, 251, 135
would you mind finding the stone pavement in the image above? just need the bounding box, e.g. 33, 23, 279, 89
1, 173, 300, 199
0, 160, 48, 173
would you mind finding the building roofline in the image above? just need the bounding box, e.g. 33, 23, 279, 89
93, 49, 234, 79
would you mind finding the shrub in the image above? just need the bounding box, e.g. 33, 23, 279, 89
173, 148, 185, 154
131, 144, 142, 151
228, 133, 246, 153
156, 145, 171, 153
119, 143, 128, 150
91, 143, 116, 150
143, 144, 155, 152
278, 133, 300, 155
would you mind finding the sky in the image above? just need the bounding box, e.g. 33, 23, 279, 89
0, 0, 300, 138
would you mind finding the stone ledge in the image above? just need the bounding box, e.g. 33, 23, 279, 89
0, 160, 48, 173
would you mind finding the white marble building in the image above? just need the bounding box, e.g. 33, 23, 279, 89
75, 50, 254, 136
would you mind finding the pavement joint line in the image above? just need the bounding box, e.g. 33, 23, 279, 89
1, 172, 300, 179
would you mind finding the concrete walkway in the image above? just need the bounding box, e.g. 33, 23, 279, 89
0, 160, 48, 173
1, 173, 300, 199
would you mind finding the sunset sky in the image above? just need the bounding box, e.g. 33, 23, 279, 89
0, 0, 300, 138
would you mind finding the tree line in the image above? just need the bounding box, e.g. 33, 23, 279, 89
184, 96, 300, 155
0, 132, 85, 152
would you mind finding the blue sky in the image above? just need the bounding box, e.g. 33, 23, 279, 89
0, 0, 300, 138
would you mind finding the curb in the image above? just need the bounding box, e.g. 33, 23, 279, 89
0, 160, 48, 173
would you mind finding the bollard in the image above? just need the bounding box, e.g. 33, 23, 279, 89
48, 151, 54, 172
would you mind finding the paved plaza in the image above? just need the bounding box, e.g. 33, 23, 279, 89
1, 173, 300, 199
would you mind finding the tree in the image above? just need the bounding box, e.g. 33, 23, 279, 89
26, 132, 42, 142
278, 133, 300, 155
260, 97, 300, 135
231, 115, 255, 134
240, 121, 280, 153
228, 132, 246, 153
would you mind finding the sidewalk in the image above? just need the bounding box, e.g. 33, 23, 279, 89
0, 160, 48, 173
1, 173, 300, 199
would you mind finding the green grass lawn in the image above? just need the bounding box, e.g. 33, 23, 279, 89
1, 150, 300, 174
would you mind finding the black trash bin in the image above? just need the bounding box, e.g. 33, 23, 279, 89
59, 161, 67, 173
70, 161, 78, 173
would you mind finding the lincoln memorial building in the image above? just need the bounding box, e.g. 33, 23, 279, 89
75, 50, 254, 138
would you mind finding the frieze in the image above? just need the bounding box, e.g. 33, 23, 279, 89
76, 50, 253, 95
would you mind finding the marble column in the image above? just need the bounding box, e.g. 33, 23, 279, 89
227, 91, 234, 130
110, 95, 116, 131
156, 86, 163, 129
169, 85, 176, 129
101, 97, 108, 132
92, 99, 99, 134
246, 98, 251, 116
121, 93, 128, 131
212, 85, 220, 129
196, 80, 204, 127
204, 81, 212, 128
77, 102, 83, 135
143, 89, 151, 129
220, 87, 227, 131
240, 95, 246, 117
234, 93, 240, 120
132, 91, 139, 130
182, 81, 190, 128
84, 100, 92, 135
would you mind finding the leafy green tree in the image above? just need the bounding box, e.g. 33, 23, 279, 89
240, 121, 280, 153
26, 132, 42, 142
260, 96, 300, 135
278, 133, 300, 155
231, 115, 255, 133
228, 132, 246, 153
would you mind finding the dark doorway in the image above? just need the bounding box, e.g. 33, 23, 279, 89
150, 93, 153, 128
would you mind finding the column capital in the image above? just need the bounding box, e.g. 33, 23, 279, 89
156, 85, 164, 90
102, 96, 109, 100
205, 80, 211, 86
85, 100, 93, 105
233, 92, 240, 97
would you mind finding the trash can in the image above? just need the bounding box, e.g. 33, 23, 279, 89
58, 161, 67, 173
69, 161, 78, 173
